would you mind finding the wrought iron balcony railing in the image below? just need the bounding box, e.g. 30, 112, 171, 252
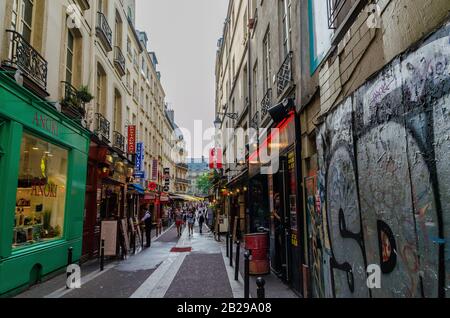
95, 113, 110, 142
2, 30, 48, 91
261, 88, 272, 117
60, 81, 85, 121
96, 12, 113, 52
327, 0, 368, 30
113, 131, 125, 153
276, 52, 293, 97
114, 46, 126, 76
176, 178, 191, 185
250, 111, 260, 129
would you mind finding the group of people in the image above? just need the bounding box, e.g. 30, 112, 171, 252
173, 203, 209, 237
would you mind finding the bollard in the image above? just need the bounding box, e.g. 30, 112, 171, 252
133, 232, 136, 255
100, 239, 105, 271
244, 251, 251, 299
141, 226, 144, 249
66, 247, 73, 289
229, 235, 233, 267
235, 241, 241, 281
226, 233, 229, 258
257, 277, 266, 299
67, 247, 73, 266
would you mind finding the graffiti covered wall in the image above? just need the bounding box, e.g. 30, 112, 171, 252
316, 21, 450, 298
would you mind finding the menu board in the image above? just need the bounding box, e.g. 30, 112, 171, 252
101, 221, 118, 256
288, 151, 298, 246
120, 219, 130, 253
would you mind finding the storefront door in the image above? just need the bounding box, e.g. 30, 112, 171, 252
270, 156, 291, 282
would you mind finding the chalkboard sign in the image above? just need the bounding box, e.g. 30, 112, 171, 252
120, 219, 130, 254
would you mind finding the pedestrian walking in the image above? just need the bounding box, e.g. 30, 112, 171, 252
141, 206, 152, 248
198, 211, 205, 234
175, 209, 183, 237
187, 210, 195, 237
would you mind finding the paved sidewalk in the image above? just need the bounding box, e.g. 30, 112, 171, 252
14, 222, 296, 299
16, 225, 177, 298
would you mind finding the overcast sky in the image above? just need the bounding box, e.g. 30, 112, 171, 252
136, 0, 229, 158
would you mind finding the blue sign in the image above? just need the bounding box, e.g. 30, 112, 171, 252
134, 171, 145, 179
136, 142, 144, 172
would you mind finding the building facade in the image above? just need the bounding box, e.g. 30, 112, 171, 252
0, 0, 185, 295
215, 0, 450, 299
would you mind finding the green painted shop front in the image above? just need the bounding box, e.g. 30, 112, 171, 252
0, 74, 90, 296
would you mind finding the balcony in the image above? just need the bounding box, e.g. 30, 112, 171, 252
114, 46, 126, 77
2, 30, 48, 97
113, 131, 125, 154
94, 113, 110, 142
261, 88, 272, 117
176, 178, 191, 185
96, 12, 113, 52
327, 0, 369, 43
60, 81, 85, 122
250, 111, 260, 129
276, 52, 294, 97
176, 163, 189, 170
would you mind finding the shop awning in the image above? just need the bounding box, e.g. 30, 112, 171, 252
128, 184, 145, 194
169, 194, 203, 202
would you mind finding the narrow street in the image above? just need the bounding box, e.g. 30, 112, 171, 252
16, 224, 241, 299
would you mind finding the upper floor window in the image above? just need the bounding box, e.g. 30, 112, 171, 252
11, 0, 34, 42
280, 0, 292, 58
65, 30, 74, 84
308, 0, 334, 73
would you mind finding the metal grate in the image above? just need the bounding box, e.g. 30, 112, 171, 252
276, 52, 293, 96
261, 88, 273, 117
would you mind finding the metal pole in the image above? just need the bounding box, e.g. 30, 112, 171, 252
235, 241, 241, 281
141, 226, 144, 249
244, 251, 250, 299
67, 247, 73, 266
133, 231, 136, 255
226, 232, 229, 258
66, 247, 73, 289
100, 239, 105, 271
229, 234, 233, 267
257, 277, 266, 299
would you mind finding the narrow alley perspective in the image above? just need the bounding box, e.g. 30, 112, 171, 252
1, 0, 450, 310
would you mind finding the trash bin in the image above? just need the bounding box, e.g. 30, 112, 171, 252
245, 232, 270, 275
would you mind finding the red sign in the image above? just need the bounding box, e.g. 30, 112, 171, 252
209, 148, 223, 170
148, 182, 157, 191
152, 159, 158, 180
128, 126, 136, 154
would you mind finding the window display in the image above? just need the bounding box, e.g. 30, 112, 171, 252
13, 133, 68, 248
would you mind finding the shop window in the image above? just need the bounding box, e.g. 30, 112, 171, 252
308, 0, 334, 74
13, 133, 68, 248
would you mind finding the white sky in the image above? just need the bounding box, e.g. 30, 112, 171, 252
136, 0, 229, 158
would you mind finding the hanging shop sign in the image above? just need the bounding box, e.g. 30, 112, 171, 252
163, 168, 170, 192
209, 148, 223, 170
127, 126, 136, 154
135, 142, 144, 172
148, 182, 157, 191
152, 159, 158, 181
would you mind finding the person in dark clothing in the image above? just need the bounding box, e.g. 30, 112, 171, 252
198, 212, 205, 234
141, 206, 152, 248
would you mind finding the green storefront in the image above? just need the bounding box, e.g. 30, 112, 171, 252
0, 73, 90, 296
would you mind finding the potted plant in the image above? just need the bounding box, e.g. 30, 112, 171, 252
76, 85, 94, 104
